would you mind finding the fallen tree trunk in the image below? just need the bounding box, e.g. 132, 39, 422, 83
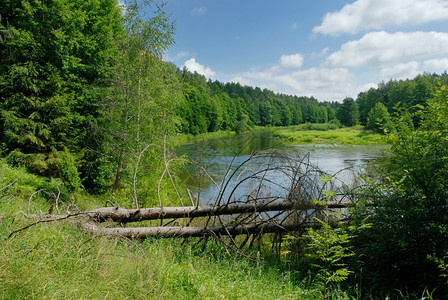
83, 221, 319, 238
85, 200, 354, 223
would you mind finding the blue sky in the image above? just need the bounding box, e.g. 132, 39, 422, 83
161, 0, 448, 102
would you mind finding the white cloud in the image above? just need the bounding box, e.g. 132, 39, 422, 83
424, 58, 448, 72
379, 61, 420, 80
290, 22, 298, 30
183, 58, 216, 78
229, 66, 356, 101
191, 7, 207, 15
279, 54, 304, 68
325, 31, 448, 67
311, 47, 330, 59
291, 68, 354, 99
228, 76, 252, 86
313, 0, 448, 36
172, 51, 190, 61
164, 51, 190, 62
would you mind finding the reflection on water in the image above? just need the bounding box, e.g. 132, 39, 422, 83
291, 144, 386, 184
176, 133, 387, 204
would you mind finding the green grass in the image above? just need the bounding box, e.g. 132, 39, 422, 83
176, 124, 387, 146
0, 161, 353, 299
0, 208, 345, 299
273, 125, 387, 145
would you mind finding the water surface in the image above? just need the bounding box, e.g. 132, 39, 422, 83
176, 133, 387, 204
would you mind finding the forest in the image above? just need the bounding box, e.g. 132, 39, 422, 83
1, 0, 448, 298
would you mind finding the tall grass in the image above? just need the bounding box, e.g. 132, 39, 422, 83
1, 213, 345, 299
0, 160, 354, 299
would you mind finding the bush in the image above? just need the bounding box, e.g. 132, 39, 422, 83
352, 83, 448, 297
0, 158, 66, 203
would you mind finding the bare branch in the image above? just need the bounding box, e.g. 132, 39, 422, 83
0, 178, 17, 193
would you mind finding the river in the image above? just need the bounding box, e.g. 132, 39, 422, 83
176, 133, 387, 205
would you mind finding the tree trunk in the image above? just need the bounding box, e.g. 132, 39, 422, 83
86, 200, 354, 223
83, 221, 320, 238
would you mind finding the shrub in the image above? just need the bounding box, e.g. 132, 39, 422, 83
352, 83, 448, 297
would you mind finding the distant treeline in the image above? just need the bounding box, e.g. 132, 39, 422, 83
176, 69, 338, 134
176, 69, 448, 134
357, 72, 448, 124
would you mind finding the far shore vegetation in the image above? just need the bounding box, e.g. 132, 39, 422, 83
180, 124, 387, 146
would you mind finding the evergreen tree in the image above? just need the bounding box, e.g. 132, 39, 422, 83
357, 88, 379, 125
336, 98, 359, 126
0, 0, 122, 188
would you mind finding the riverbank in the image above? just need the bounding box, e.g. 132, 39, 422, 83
0, 159, 351, 299
274, 124, 387, 145
179, 124, 387, 146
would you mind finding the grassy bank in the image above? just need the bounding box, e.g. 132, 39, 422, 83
1, 220, 313, 299
273, 124, 387, 145
0, 200, 349, 299
0, 161, 351, 299
177, 125, 387, 146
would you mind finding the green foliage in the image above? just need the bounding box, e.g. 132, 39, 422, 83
0, 0, 123, 188
356, 73, 444, 127
90, 0, 181, 195
176, 76, 338, 135
352, 83, 448, 297
5, 149, 80, 191
56, 150, 81, 192
0, 159, 66, 204
366, 102, 391, 133
336, 98, 359, 127
300, 219, 354, 287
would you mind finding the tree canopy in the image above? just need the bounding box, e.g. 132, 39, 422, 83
0, 0, 123, 189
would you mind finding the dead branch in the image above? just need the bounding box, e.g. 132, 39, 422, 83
67, 200, 356, 223
28, 189, 44, 212
0, 178, 17, 193
7, 213, 83, 239
83, 221, 320, 238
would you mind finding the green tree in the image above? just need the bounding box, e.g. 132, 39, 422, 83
289, 104, 302, 125
0, 14, 12, 43
317, 106, 328, 123
97, 0, 180, 202
336, 98, 359, 126
326, 105, 336, 122
259, 102, 275, 126
0, 0, 122, 186
356, 88, 378, 125
208, 94, 224, 132
366, 102, 390, 133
